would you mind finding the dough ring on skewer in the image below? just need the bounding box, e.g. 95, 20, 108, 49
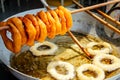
29, 41, 58, 56
49, 10, 61, 35
76, 64, 105, 80
24, 14, 40, 40
93, 54, 120, 72
86, 42, 113, 56
58, 6, 73, 30
47, 61, 75, 80
8, 17, 27, 45
22, 17, 36, 46
55, 9, 67, 35
0, 22, 14, 52
0, 22, 22, 53
46, 11, 56, 39
37, 10, 51, 36
36, 16, 47, 42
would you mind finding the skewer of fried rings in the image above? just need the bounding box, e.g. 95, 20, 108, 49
40, 0, 91, 57
0, 0, 120, 31
73, 0, 120, 35
0, 0, 120, 54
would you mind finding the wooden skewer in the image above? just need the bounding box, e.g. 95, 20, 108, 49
71, 0, 120, 14
68, 31, 91, 57
73, 0, 120, 35
0, 26, 9, 31
96, 9, 120, 27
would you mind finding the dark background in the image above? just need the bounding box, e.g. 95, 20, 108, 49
0, 0, 44, 21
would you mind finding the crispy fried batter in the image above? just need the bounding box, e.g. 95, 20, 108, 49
58, 6, 72, 30
0, 6, 73, 53
37, 11, 50, 34
36, 16, 47, 42
49, 10, 61, 35
8, 17, 27, 45
46, 11, 56, 38
0, 21, 22, 53
22, 17, 36, 46
55, 9, 67, 35
24, 14, 40, 40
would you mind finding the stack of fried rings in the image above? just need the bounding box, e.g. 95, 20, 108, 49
0, 6, 72, 53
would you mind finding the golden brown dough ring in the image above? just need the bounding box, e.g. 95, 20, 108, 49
8, 17, 27, 45
49, 10, 61, 35
24, 14, 40, 40
58, 6, 73, 30
0, 22, 22, 53
46, 11, 56, 39
0, 22, 14, 52
1, 29, 14, 52
8, 22, 22, 53
36, 16, 47, 42
37, 11, 50, 34
22, 17, 36, 46
55, 9, 67, 35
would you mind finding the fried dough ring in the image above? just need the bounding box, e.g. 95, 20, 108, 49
86, 42, 113, 56
8, 17, 27, 45
47, 61, 75, 80
22, 17, 36, 46
37, 11, 50, 34
93, 54, 120, 72
30, 41, 58, 56
55, 9, 67, 35
76, 64, 105, 80
58, 6, 73, 30
8, 22, 22, 53
24, 14, 40, 40
46, 11, 56, 39
49, 10, 61, 35
0, 22, 22, 53
0, 22, 14, 52
0, 6, 73, 53
36, 16, 47, 42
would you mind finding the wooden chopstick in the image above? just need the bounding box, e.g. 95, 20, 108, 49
68, 31, 91, 57
41, 0, 91, 57
96, 9, 120, 27
0, 26, 9, 31
73, 0, 120, 35
71, 0, 120, 14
